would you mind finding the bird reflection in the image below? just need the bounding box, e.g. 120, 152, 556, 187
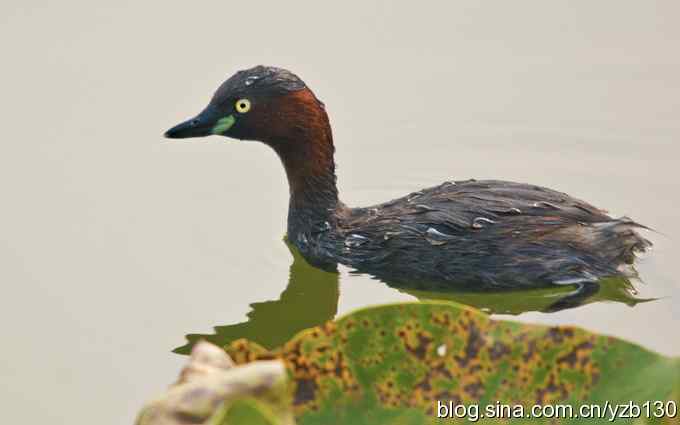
173, 240, 339, 354
396, 276, 651, 314
174, 240, 654, 354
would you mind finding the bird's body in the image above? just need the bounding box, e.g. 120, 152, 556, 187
165, 66, 651, 289
293, 179, 649, 289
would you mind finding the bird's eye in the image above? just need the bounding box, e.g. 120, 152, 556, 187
235, 98, 251, 113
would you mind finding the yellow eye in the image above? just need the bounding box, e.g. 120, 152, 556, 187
235, 98, 251, 113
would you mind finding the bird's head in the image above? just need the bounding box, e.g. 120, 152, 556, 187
164, 65, 327, 145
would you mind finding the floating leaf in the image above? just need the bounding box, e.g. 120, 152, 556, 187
225, 302, 679, 424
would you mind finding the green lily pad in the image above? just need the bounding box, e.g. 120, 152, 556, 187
225, 302, 679, 424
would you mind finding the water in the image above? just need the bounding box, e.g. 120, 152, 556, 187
1, 2, 678, 424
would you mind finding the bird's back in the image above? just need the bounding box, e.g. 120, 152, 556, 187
335, 179, 651, 288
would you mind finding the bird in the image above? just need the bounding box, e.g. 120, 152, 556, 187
165, 65, 651, 290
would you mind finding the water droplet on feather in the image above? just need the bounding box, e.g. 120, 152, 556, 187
425, 227, 452, 246
407, 191, 424, 202
532, 201, 559, 210
244, 76, 260, 86
345, 234, 369, 248
415, 204, 435, 212
472, 217, 496, 229
383, 231, 400, 241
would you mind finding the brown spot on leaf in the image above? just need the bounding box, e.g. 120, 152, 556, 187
455, 320, 484, 367
294, 378, 318, 405
463, 380, 484, 399
489, 341, 511, 361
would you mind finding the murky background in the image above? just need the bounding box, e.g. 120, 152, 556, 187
1, 1, 678, 424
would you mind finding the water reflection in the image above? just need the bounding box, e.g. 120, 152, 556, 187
398, 277, 652, 314
175, 241, 654, 354
174, 241, 339, 354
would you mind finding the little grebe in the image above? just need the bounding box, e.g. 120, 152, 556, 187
165, 66, 651, 288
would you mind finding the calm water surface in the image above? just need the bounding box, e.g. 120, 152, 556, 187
1, 2, 678, 424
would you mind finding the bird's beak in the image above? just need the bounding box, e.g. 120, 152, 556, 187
164, 106, 232, 139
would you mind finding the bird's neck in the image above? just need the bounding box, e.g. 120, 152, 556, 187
270, 109, 342, 240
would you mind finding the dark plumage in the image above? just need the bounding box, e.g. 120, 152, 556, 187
331, 180, 650, 289
165, 65, 652, 289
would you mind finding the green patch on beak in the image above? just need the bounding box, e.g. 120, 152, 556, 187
212, 115, 236, 135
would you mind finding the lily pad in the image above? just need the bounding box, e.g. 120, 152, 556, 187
225, 302, 679, 424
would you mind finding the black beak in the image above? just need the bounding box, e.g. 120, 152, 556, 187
164, 107, 216, 139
